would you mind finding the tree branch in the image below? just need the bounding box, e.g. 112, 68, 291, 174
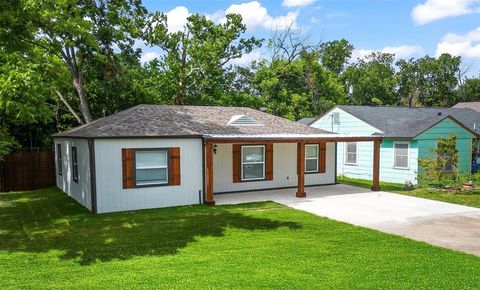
55, 90, 84, 125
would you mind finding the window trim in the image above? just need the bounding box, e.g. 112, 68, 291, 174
57, 143, 62, 176
393, 141, 410, 170
305, 144, 319, 174
344, 142, 358, 165
71, 146, 78, 183
133, 148, 170, 188
241, 145, 266, 181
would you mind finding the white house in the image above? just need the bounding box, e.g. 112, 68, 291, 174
53, 105, 382, 213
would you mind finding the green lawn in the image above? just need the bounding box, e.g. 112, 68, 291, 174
338, 176, 480, 208
1, 188, 480, 289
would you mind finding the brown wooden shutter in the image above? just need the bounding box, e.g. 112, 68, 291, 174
122, 148, 135, 189
169, 147, 181, 185
319, 142, 327, 173
265, 143, 273, 180
232, 144, 241, 183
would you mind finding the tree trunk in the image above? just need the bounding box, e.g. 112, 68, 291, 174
72, 74, 93, 123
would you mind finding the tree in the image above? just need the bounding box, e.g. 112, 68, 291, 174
396, 54, 461, 107
0, 0, 148, 124
342, 52, 396, 105
0, 47, 54, 158
418, 134, 459, 186
319, 39, 354, 75
458, 77, 480, 102
143, 13, 262, 105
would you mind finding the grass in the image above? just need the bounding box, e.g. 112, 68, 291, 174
1, 188, 480, 289
338, 176, 480, 208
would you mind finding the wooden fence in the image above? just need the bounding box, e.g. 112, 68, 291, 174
0, 151, 56, 192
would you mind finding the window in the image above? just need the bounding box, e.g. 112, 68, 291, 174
72, 146, 78, 182
305, 144, 319, 173
241, 145, 265, 181
135, 150, 168, 186
394, 142, 409, 169
57, 144, 62, 176
345, 142, 357, 165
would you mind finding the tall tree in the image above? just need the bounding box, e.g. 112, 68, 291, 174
342, 52, 396, 105
396, 54, 461, 107
144, 13, 262, 105
319, 39, 354, 76
0, 0, 148, 124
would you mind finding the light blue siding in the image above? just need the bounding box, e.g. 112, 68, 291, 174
312, 107, 418, 184
311, 107, 381, 135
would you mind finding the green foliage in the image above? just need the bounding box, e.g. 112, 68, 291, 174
418, 134, 459, 186
144, 13, 262, 105
319, 39, 354, 75
343, 52, 397, 105
396, 54, 462, 107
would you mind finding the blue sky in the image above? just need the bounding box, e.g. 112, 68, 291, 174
141, 0, 480, 75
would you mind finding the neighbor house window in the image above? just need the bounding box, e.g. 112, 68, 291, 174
305, 144, 319, 173
135, 150, 168, 186
71, 146, 78, 182
57, 143, 62, 176
241, 145, 265, 181
394, 142, 409, 169
345, 142, 357, 164
333, 112, 340, 125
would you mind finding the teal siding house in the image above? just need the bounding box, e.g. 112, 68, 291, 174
310, 106, 479, 184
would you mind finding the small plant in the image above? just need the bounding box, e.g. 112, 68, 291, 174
418, 134, 459, 188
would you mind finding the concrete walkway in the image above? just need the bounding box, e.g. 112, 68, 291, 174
215, 184, 480, 256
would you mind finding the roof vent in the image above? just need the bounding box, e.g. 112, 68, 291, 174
438, 112, 442, 116
228, 115, 262, 126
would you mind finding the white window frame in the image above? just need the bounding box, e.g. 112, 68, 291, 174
135, 149, 169, 186
241, 145, 265, 181
305, 144, 319, 173
344, 142, 358, 165
393, 141, 410, 169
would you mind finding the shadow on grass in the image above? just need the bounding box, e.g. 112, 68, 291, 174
0, 188, 300, 265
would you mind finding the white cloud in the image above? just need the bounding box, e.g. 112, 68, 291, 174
230, 50, 264, 66
140, 52, 160, 64
353, 45, 424, 59
411, 0, 480, 25
166, 6, 190, 33
282, 0, 316, 8
224, 1, 298, 30
436, 27, 480, 58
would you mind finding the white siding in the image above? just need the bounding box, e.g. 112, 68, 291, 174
54, 138, 92, 210
213, 142, 336, 193
94, 138, 203, 213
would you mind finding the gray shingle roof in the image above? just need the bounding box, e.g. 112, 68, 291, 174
53, 105, 328, 138
336, 105, 480, 138
297, 118, 315, 126
452, 102, 480, 112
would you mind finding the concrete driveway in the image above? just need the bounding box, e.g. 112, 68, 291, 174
215, 184, 480, 256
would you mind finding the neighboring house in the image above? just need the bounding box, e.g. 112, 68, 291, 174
311, 106, 479, 184
453, 102, 480, 112
297, 118, 315, 126
53, 105, 381, 213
